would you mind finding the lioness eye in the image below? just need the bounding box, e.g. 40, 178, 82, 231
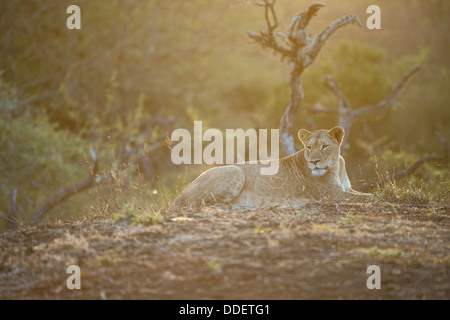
307, 146, 312, 151
322, 145, 329, 150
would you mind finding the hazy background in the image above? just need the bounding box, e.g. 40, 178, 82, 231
0, 0, 448, 228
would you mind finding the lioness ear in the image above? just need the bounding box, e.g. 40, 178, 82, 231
328, 126, 345, 145
298, 129, 312, 146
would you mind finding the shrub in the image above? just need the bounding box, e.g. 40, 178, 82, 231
0, 110, 92, 229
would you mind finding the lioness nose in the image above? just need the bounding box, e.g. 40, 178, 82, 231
310, 160, 320, 166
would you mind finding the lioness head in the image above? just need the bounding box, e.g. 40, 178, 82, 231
298, 126, 345, 176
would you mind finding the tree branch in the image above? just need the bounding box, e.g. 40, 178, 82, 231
31, 138, 165, 226
306, 65, 422, 153
247, 30, 292, 58
323, 75, 351, 111
359, 131, 448, 192
353, 65, 422, 118
32, 147, 99, 226
248, 0, 292, 58
287, 3, 325, 45
305, 15, 361, 67
304, 103, 340, 115
264, 0, 278, 34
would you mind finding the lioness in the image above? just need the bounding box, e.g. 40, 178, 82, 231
170, 126, 373, 210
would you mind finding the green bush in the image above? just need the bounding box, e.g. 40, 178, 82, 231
0, 109, 94, 228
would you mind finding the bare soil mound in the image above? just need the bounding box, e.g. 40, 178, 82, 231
1, 202, 449, 299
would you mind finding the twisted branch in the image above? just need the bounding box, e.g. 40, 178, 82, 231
353, 65, 423, 117
307, 65, 422, 151
247, 0, 292, 58
305, 15, 361, 68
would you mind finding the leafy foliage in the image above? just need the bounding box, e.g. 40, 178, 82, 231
0, 108, 91, 226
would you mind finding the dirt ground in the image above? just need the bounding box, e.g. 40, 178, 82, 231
0, 202, 449, 300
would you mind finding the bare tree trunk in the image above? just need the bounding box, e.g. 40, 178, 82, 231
249, 1, 360, 156
280, 65, 303, 155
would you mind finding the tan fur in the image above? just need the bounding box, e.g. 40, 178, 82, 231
170, 126, 373, 210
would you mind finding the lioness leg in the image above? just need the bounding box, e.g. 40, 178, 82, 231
169, 165, 245, 210
337, 156, 373, 202
338, 156, 352, 191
